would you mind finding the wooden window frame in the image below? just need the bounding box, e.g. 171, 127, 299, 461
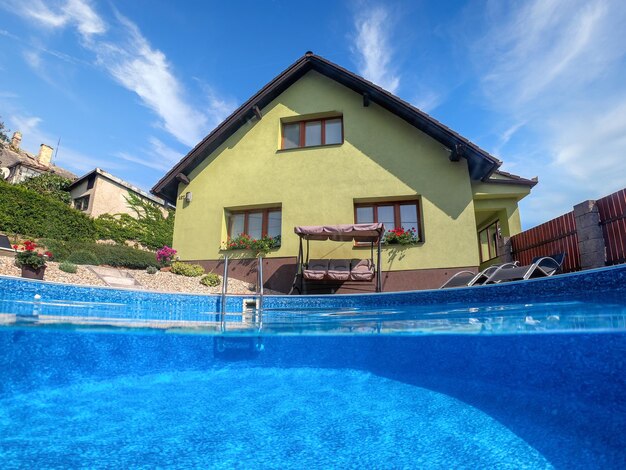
354, 199, 423, 245
478, 220, 501, 263
227, 207, 282, 239
281, 116, 344, 150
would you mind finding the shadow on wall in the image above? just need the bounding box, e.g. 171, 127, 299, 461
282, 73, 474, 222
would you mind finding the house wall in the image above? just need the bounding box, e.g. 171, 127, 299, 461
68, 179, 93, 214
89, 176, 137, 218
173, 70, 484, 276
70, 175, 167, 219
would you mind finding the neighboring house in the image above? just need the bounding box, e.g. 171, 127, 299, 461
152, 52, 537, 293
69, 168, 170, 219
0, 132, 76, 183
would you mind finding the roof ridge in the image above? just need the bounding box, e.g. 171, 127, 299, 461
151, 52, 528, 202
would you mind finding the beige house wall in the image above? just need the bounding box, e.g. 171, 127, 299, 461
70, 175, 167, 219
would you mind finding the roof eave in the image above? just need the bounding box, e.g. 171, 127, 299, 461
151, 53, 506, 202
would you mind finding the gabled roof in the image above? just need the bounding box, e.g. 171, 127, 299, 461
152, 52, 527, 203
69, 167, 169, 207
0, 144, 76, 180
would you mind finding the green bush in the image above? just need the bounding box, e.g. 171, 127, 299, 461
67, 250, 100, 265
146, 266, 158, 274
200, 273, 220, 287
39, 240, 156, 269
18, 174, 73, 204
171, 261, 205, 277
59, 261, 78, 274
0, 180, 96, 241
94, 193, 174, 250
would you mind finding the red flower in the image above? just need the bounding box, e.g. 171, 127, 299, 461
12, 245, 18, 250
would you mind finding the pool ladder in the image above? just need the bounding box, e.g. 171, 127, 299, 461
220, 256, 264, 331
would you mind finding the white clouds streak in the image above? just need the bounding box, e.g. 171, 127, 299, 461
472, 0, 626, 224
92, 12, 208, 147
9, 0, 231, 149
7, 113, 122, 173
352, 6, 400, 93
18, 0, 106, 37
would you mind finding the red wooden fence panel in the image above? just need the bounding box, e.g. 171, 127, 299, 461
510, 212, 580, 273
597, 188, 626, 266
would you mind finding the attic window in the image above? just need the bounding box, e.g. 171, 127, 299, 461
74, 196, 90, 211
282, 117, 343, 149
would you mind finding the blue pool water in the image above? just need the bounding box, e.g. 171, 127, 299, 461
1, 266, 626, 468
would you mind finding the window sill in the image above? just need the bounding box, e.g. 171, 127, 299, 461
353, 241, 423, 248
276, 143, 343, 153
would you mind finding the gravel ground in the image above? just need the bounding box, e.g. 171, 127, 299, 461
0, 256, 279, 295
0, 256, 106, 287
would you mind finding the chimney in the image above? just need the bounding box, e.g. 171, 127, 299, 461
10, 131, 22, 150
38, 144, 53, 167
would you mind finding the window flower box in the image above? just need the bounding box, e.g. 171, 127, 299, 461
222, 235, 281, 255
382, 228, 419, 245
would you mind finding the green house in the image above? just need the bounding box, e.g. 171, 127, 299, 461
152, 53, 536, 293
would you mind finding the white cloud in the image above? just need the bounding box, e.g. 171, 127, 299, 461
16, 0, 105, 38
22, 50, 42, 70
10, 115, 42, 138
7, 113, 121, 173
116, 151, 170, 172
411, 88, 443, 113
352, 6, 400, 93
7, 0, 232, 148
115, 137, 186, 173
470, 0, 626, 226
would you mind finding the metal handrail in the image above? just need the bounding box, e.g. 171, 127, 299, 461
257, 256, 264, 311
220, 256, 229, 331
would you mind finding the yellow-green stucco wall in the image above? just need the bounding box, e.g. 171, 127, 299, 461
172, 71, 523, 271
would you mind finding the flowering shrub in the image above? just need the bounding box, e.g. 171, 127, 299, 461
382, 227, 419, 245
13, 240, 52, 269
156, 245, 177, 266
222, 234, 281, 255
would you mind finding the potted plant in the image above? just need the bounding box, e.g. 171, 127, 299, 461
13, 241, 52, 280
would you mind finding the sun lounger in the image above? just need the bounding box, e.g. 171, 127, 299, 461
484, 253, 566, 284
0, 234, 13, 253
327, 259, 351, 281
350, 259, 375, 281
303, 259, 329, 280
440, 262, 519, 289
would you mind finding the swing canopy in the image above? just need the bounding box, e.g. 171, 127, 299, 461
294, 223, 385, 242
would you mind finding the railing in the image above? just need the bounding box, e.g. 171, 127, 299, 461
220, 256, 265, 331
597, 188, 626, 266
511, 212, 581, 273
220, 256, 229, 331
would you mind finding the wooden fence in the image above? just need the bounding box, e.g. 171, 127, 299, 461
510, 187, 626, 272
510, 212, 581, 273
597, 188, 626, 266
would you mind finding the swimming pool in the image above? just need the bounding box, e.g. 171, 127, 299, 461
1, 266, 626, 468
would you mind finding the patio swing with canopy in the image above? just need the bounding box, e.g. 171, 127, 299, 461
289, 223, 385, 294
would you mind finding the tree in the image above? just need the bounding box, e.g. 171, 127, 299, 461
18, 173, 73, 204
0, 117, 10, 144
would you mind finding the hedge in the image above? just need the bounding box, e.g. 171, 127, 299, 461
0, 180, 96, 241
40, 239, 157, 269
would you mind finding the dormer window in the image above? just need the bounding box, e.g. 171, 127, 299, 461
282, 117, 343, 149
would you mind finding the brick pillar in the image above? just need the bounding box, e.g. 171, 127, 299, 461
573, 200, 606, 269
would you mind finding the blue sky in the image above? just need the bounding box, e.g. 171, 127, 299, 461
1, 0, 625, 228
